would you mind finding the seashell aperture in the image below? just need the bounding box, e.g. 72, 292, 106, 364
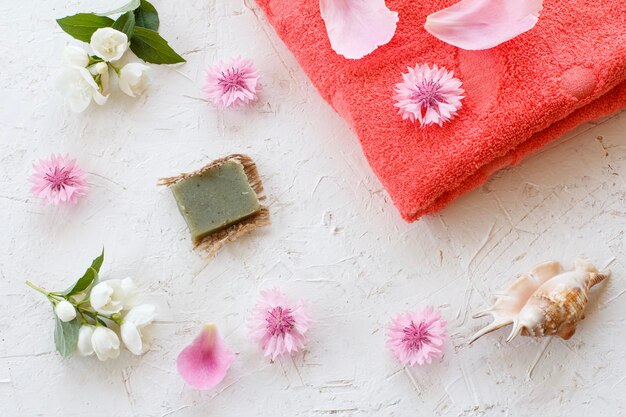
470, 259, 609, 344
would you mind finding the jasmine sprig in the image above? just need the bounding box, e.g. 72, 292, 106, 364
25, 249, 157, 361
25, 249, 107, 357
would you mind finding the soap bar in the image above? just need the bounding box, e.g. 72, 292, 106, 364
159, 154, 270, 256
170, 160, 261, 243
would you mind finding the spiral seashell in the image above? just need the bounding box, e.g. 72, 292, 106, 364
470, 259, 609, 344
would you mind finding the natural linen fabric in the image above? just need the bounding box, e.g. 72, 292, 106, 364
256, 0, 626, 221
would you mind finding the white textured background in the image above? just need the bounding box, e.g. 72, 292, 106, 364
1, 1, 625, 416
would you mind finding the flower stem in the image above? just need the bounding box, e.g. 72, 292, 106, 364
108, 62, 121, 76
25, 280, 50, 296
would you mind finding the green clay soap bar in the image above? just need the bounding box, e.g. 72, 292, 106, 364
170, 160, 261, 243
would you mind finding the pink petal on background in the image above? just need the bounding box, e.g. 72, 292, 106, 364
320, 0, 398, 59
177, 324, 234, 390
424, 0, 543, 50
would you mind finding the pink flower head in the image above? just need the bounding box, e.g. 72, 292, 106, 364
387, 306, 447, 366
177, 324, 235, 390
29, 153, 88, 205
425, 0, 543, 50
320, 0, 398, 59
204, 57, 260, 109
393, 64, 464, 127
248, 289, 312, 360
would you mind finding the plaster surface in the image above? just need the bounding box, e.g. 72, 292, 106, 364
1, 1, 625, 416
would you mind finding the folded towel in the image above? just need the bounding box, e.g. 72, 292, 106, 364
256, 0, 626, 221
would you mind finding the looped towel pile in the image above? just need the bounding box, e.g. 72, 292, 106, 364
256, 0, 626, 221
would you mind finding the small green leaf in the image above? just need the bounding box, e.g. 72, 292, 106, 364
91, 248, 105, 274
54, 317, 80, 358
130, 27, 185, 64
62, 249, 104, 296
112, 11, 136, 38
63, 267, 98, 296
134, 0, 159, 31
57, 13, 114, 43
96, 0, 141, 16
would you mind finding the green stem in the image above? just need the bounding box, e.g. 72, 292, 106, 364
25, 280, 50, 296
108, 62, 121, 76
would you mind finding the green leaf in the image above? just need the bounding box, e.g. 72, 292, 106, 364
56, 13, 114, 43
91, 248, 105, 274
63, 267, 98, 297
112, 11, 136, 38
134, 0, 159, 31
130, 27, 185, 64
96, 0, 141, 16
54, 317, 80, 358
62, 249, 104, 296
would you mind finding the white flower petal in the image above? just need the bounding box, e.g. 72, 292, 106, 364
121, 322, 144, 355
90, 28, 129, 62
77, 326, 95, 356
54, 300, 77, 322
91, 327, 121, 361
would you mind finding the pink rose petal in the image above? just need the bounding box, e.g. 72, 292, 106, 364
177, 324, 234, 390
424, 0, 543, 50
320, 0, 398, 59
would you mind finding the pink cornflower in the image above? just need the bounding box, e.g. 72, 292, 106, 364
393, 64, 464, 127
29, 154, 88, 205
249, 289, 312, 360
386, 306, 447, 366
204, 57, 260, 109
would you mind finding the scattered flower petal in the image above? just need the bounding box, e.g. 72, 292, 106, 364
204, 57, 260, 109
248, 289, 312, 360
393, 64, 464, 127
424, 0, 543, 50
177, 324, 234, 390
320, 0, 398, 59
387, 306, 447, 366
29, 154, 89, 205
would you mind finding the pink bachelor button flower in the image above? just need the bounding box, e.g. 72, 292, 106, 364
204, 57, 260, 109
177, 324, 235, 390
249, 289, 312, 360
29, 153, 88, 205
393, 64, 464, 127
387, 306, 447, 366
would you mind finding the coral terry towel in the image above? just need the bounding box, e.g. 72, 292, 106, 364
256, 0, 626, 221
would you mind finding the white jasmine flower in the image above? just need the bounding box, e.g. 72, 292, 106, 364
90, 27, 128, 62
62, 45, 89, 67
91, 326, 121, 361
121, 304, 156, 355
119, 63, 150, 97
57, 66, 108, 112
90, 278, 138, 315
54, 300, 76, 322
77, 325, 95, 356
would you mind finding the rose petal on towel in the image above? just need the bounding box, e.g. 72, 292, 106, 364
424, 0, 543, 50
320, 0, 398, 59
